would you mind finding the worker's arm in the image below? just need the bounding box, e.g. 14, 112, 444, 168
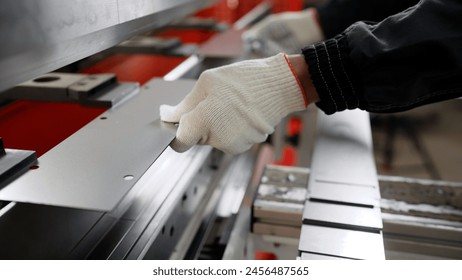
161, 0, 462, 154
242, 0, 419, 55
160, 53, 307, 154
305, 0, 462, 114
317, 0, 419, 38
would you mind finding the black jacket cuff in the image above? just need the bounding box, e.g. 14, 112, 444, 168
302, 35, 365, 114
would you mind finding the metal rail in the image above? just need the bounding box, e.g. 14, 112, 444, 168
299, 110, 385, 260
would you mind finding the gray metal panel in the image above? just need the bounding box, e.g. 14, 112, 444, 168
308, 180, 380, 207
0, 73, 134, 108
81, 82, 140, 108
108, 146, 212, 259
0, 0, 217, 92
309, 110, 378, 187
118, 0, 205, 23
300, 110, 384, 260
113, 37, 198, 57
0, 0, 118, 56
302, 201, 383, 231
298, 224, 385, 260
0, 79, 194, 211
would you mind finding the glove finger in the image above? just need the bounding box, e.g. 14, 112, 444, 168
159, 80, 208, 123
170, 108, 206, 153
159, 104, 180, 123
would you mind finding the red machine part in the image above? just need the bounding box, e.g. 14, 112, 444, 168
81, 54, 187, 85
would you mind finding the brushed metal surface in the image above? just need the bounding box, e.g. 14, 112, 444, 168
0, 0, 217, 92
309, 110, 378, 187
298, 224, 385, 260
300, 110, 384, 259
308, 180, 381, 207
0, 79, 194, 211
118, 0, 205, 23
0, 72, 137, 108
303, 200, 383, 231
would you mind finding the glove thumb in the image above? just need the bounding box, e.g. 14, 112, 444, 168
170, 109, 205, 153
160, 104, 181, 123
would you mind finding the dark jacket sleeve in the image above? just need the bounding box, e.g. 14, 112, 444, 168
316, 0, 419, 38
302, 0, 462, 114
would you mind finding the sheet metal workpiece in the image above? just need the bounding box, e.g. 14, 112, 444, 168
302, 200, 383, 232
300, 110, 385, 259
0, 79, 193, 211
299, 224, 385, 260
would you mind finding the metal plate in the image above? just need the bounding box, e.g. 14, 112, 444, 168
0, 78, 193, 211
113, 37, 198, 57
298, 224, 385, 260
309, 110, 378, 187
81, 82, 140, 108
302, 200, 383, 231
116, 36, 181, 51
308, 180, 381, 207
0, 73, 86, 102
299, 110, 384, 259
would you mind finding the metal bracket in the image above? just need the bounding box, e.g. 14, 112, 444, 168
252, 165, 309, 238
0, 138, 37, 190
164, 17, 228, 32
0, 72, 139, 108
113, 36, 198, 57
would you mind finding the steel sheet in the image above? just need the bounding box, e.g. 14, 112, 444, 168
0, 79, 193, 211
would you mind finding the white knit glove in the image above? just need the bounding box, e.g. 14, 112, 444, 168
242, 8, 324, 55
160, 53, 307, 154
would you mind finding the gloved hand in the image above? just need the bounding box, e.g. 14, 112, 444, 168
242, 8, 324, 55
160, 53, 307, 154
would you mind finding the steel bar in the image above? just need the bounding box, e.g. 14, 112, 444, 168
300, 110, 384, 259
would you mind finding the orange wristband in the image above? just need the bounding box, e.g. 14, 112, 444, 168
283, 53, 308, 107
